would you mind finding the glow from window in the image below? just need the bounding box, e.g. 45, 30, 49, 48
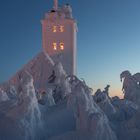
60, 26, 64, 32
53, 42, 57, 50
53, 26, 57, 32
60, 42, 64, 50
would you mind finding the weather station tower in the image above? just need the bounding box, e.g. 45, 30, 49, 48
41, 0, 77, 75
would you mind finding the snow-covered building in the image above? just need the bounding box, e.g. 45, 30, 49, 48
41, 0, 77, 75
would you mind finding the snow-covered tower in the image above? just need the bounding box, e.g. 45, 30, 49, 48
41, 0, 77, 75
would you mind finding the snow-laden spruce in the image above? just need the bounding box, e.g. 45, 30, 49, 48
48, 75, 117, 140
0, 88, 9, 102
67, 76, 117, 140
17, 70, 41, 140
0, 71, 42, 140
93, 86, 116, 119
1, 52, 140, 140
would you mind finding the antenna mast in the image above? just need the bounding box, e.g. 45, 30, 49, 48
53, 0, 58, 10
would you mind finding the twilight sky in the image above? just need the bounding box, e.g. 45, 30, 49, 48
0, 0, 140, 97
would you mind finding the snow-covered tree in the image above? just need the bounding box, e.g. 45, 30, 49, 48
19, 71, 41, 140
67, 76, 117, 140
0, 88, 9, 102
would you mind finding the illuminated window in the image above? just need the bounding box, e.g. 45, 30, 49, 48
60, 26, 64, 32
60, 42, 64, 50
53, 26, 57, 32
53, 42, 57, 50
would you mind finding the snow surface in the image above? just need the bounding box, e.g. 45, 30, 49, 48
0, 88, 9, 102
1, 53, 140, 140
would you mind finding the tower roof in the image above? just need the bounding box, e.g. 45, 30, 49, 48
45, 3, 73, 20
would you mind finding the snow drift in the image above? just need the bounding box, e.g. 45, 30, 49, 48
1, 53, 140, 140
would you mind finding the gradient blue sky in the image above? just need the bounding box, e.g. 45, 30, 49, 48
0, 0, 140, 97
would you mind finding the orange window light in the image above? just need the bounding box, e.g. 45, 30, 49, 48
53, 26, 57, 32
60, 42, 64, 50
60, 26, 64, 32
53, 42, 57, 50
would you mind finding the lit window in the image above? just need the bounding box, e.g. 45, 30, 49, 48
60, 26, 64, 32
53, 42, 57, 50
60, 42, 64, 50
53, 26, 57, 32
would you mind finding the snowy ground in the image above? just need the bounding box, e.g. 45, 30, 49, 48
0, 52, 140, 140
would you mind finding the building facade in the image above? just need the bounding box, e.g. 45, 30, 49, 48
41, 0, 77, 75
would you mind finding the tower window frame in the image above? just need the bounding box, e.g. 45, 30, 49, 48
60, 42, 64, 50
53, 42, 57, 50
53, 26, 57, 32
60, 25, 64, 32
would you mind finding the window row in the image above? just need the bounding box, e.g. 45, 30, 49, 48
52, 42, 64, 50
53, 26, 64, 33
